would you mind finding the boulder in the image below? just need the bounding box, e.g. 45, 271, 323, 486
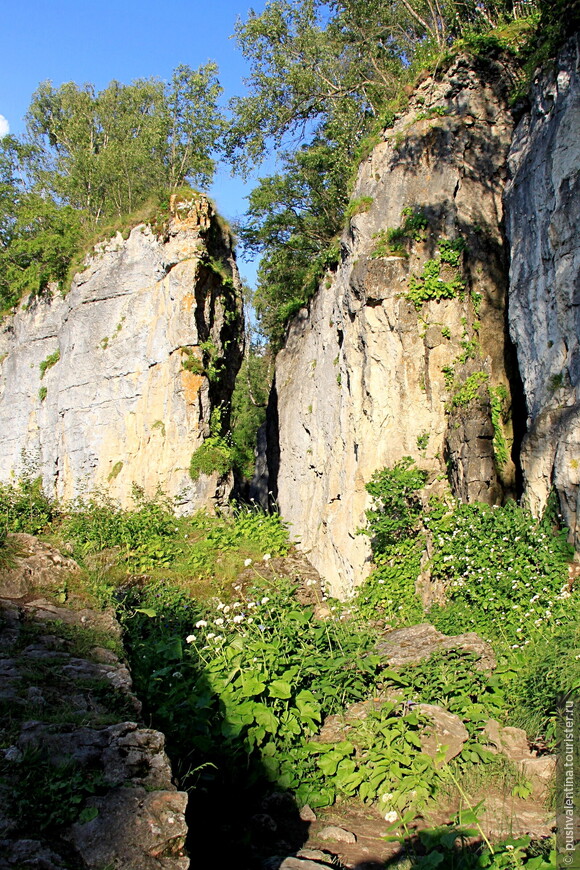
376, 623, 496, 672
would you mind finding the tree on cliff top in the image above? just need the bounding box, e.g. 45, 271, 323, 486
229, 0, 541, 344
26, 63, 224, 223
0, 64, 225, 310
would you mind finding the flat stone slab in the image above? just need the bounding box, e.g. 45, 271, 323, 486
376, 623, 496, 672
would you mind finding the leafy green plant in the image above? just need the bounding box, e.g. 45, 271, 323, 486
0, 473, 55, 535
38, 386, 47, 402
449, 371, 489, 410
371, 207, 428, 258
407, 237, 466, 307
362, 457, 427, 554
396, 807, 556, 868
39, 348, 60, 378
425, 499, 573, 647
121, 574, 381, 811
189, 435, 234, 481
180, 347, 204, 375
417, 432, 430, 452
489, 385, 510, 469
415, 105, 449, 121
107, 460, 123, 481
2, 747, 105, 834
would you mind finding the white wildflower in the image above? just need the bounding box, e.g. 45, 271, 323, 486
195, 620, 207, 628
215, 618, 224, 626
244, 558, 253, 567
261, 596, 270, 605
263, 553, 271, 562
233, 614, 244, 624
384, 810, 398, 823
186, 635, 196, 643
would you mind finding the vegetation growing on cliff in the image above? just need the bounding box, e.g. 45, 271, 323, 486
0, 64, 223, 310
229, 0, 550, 344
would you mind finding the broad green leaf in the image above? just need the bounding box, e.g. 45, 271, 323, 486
268, 679, 292, 699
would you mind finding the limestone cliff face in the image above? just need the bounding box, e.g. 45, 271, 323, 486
268, 55, 521, 596
505, 35, 580, 547
0, 194, 243, 511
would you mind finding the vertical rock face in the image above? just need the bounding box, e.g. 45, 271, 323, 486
0, 194, 243, 511
505, 35, 580, 546
269, 55, 519, 596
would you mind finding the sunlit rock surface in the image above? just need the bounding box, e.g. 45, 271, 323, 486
0, 194, 243, 512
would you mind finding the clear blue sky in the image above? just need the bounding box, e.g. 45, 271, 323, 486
0, 0, 271, 287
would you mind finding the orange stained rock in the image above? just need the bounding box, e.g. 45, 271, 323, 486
180, 369, 203, 405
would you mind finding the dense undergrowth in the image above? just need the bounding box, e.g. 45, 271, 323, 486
0, 469, 577, 866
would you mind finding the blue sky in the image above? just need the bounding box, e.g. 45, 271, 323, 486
0, 0, 272, 286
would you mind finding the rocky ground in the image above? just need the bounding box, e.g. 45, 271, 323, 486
0, 534, 189, 870
0, 536, 557, 869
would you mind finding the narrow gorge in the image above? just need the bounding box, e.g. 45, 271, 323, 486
0, 21, 579, 870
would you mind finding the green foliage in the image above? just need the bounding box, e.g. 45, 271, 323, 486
180, 347, 204, 375
39, 348, 60, 378
62, 489, 289, 580
417, 432, 430, 452
0, 473, 55, 535
180, 340, 226, 382
407, 238, 466, 307
345, 195, 373, 219
425, 499, 573, 646
63, 487, 176, 564
189, 436, 234, 481
26, 65, 224, 221
489, 384, 510, 468
399, 808, 556, 868
415, 105, 449, 120
107, 461, 123, 481
121, 574, 382, 809
449, 372, 489, 409
354, 538, 426, 625
2, 748, 105, 834
507, 603, 580, 741
394, 649, 508, 733
38, 386, 47, 402
372, 207, 429, 258
230, 342, 273, 479
0, 65, 224, 309
242, 137, 347, 345
363, 457, 427, 555
355, 458, 428, 623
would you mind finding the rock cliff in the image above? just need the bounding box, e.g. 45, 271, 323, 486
505, 34, 580, 547
0, 194, 243, 512
266, 54, 522, 596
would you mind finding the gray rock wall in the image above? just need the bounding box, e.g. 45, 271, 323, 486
505, 34, 580, 546
0, 194, 243, 512
270, 55, 520, 596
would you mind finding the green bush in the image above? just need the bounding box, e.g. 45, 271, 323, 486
0, 474, 55, 535
189, 436, 234, 481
